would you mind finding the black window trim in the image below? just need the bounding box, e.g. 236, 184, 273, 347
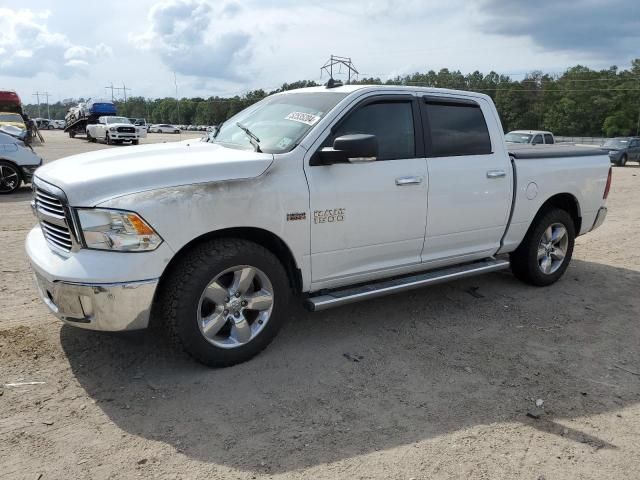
420, 94, 494, 158
310, 94, 425, 165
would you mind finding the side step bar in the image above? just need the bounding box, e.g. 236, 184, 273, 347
305, 258, 510, 312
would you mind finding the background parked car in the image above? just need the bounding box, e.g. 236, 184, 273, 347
0, 129, 42, 194
600, 137, 640, 166
505, 130, 555, 145
148, 124, 180, 133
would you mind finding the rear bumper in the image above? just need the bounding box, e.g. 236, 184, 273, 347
590, 206, 607, 232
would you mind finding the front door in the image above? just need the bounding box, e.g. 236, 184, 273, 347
304, 95, 428, 289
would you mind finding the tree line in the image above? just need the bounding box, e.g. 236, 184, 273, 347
22, 60, 640, 137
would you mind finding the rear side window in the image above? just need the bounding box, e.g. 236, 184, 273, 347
424, 102, 491, 157
544, 134, 554, 144
333, 101, 415, 160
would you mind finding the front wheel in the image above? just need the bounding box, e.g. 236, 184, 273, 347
132, 139, 139, 145
106, 133, 112, 145
160, 238, 290, 367
618, 154, 627, 167
0, 161, 22, 194
510, 208, 575, 286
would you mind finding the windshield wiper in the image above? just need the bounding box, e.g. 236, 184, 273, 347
236, 122, 262, 152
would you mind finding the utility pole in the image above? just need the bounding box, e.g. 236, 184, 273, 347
113, 82, 131, 102
105, 83, 115, 102
32, 92, 42, 118
42, 92, 50, 120
174, 72, 181, 125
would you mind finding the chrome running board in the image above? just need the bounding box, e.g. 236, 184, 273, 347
305, 257, 510, 312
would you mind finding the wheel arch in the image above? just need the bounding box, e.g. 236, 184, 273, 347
533, 192, 582, 234
159, 227, 303, 295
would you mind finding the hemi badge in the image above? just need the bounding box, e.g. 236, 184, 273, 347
287, 212, 306, 221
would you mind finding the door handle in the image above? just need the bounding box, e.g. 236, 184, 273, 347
486, 170, 506, 178
395, 176, 423, 186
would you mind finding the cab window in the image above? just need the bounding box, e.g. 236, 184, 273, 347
331, 101, 416, 160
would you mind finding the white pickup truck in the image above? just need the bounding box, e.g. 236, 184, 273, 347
26, 85, 611, 367
86, 116, 142, 145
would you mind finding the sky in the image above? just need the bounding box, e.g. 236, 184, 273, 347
1, 0, 639, 104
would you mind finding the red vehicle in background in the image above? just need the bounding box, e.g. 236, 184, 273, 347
0, 90, 23, 114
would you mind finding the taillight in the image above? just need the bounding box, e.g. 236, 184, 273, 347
603, 166, 612, 199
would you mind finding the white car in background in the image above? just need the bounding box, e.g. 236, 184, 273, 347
149, 124, 180, 134
505, 130, 555, 145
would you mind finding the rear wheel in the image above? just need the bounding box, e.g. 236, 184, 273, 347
510, 208, 575, 286
0, 161, 22, 194
161, 238, 290, 367
69, 131, 76, 138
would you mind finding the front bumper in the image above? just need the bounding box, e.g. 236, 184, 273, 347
26, 226, 172, 331
33, 271, 158, 331
590, 206, 607, 232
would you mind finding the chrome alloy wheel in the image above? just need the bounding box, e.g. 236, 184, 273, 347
537, 223, 568, 274
197, 265, 274, 349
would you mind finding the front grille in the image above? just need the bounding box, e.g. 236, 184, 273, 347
41, 220, 73, 251
33, 184, 75, 252
34, 188, 65, 218
117, 126, 135, 133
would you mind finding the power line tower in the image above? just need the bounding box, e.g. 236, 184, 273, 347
320, 55, 359, 84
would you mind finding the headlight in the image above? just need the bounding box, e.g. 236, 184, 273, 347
608, 151, 618, 155
76, 208, 162, 251
109, 127, 117, 132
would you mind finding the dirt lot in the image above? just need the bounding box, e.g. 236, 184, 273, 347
1, 131, 640, 479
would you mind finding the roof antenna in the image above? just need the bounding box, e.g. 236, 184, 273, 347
321, 55, 359, 88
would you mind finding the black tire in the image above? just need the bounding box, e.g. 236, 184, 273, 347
86, 131, 95, 143
106, 133, 112, 145
132, 140, 139, 145
0, 161, 22, 194
69, 131, 76, 138
510, 208, 575, 286
618, 154, 627, 167
160, 238, 291, 367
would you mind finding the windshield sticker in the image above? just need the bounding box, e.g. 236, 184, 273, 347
285, 112, 321, 126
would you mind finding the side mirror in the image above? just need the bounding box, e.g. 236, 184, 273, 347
315, 134, 378, 165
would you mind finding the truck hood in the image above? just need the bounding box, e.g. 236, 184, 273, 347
35, 142, 274, 206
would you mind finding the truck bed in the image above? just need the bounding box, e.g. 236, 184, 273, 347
508, 144, 602, 159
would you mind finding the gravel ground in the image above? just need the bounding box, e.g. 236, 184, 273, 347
1, 130, 640, 479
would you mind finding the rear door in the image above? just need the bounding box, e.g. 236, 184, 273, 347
420, 95, 512, 265
544, 133, 554, 144
305, 94, 429, 288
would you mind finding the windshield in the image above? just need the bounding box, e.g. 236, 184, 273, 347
0, 113, 23, 123
106, 117, 131, 124
603, 138, 629, 148
505, 132, 532, 144
214, 92, 348, 153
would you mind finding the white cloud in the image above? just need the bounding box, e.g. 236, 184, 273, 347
131, 0, 251, 81
0, 7, 112, 78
